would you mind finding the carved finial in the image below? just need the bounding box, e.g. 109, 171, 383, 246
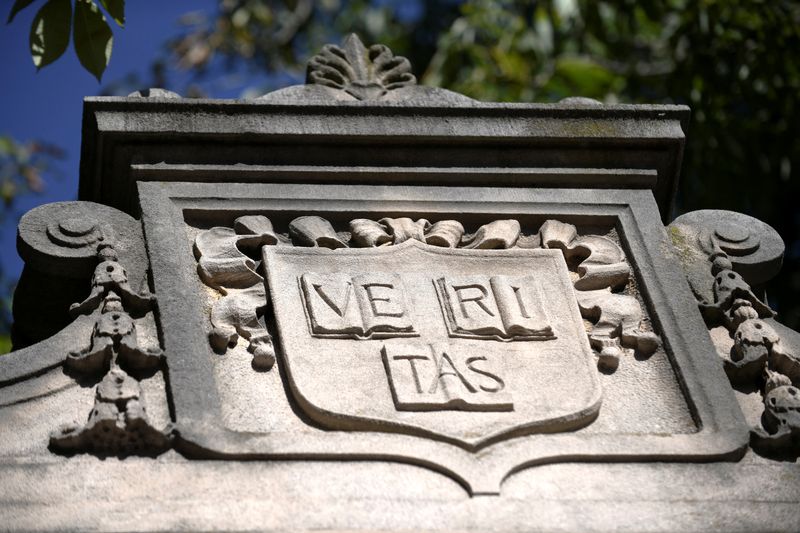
306, 33, 416, 100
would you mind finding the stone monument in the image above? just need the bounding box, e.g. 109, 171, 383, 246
1, 35, 798, 531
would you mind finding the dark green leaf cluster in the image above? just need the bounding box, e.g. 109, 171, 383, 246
8, 0, 124, 81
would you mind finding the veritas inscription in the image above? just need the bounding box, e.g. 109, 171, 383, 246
265, 240, 601, 445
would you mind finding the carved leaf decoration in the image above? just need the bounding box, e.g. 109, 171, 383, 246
425, 220, 465, 248
539, 219, 578, 248
306, 33, 416, 100
194, 216, 279, 371
572, 236, 629, 290
539, 220, 630, 290
289, 216, 347, 249
462, 220, 520, 249
195, 227, 262, 292
576, 289, 659, 356
209, 284, 274, 371
350, 219, 392, 247
379, 217, 430, 244
234, 215, 274, 236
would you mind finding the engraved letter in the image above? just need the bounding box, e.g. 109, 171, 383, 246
436, 277, 504, 337
383, 343, 513, 412
466, 356, 505, 393
453, 284, 495, 318
354, 273, 414, 335
393, 355, 428, 393
490, 275, 555, 339
314, 282, 352, 317
362, 283, 405, 317
429, 351, 477, 394
301, 273, 363, 335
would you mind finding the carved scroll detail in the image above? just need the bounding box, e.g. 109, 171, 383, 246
669, 210, 800, 455
50, 245, 170, 457
538, 220, 659, 371
194, 215, 279, 370
307, 33, 416, 101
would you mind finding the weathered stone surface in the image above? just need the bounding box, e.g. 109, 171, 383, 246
1, 35, 798, 532
668, 209, 800, 459
78, 100, 688, 220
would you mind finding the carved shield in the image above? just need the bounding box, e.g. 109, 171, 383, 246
264, 240, 601, 448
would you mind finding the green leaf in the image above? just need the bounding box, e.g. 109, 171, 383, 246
73, 0, 113, 81
99, 0, 124, 27
0, 335, 12, 355
28, 0, 71, 70
7, 0, 37, 24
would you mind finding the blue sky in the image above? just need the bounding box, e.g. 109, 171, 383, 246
0, 1, 219, 280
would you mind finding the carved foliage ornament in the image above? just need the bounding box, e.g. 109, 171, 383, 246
194, 215, 659, 378
306, 33, 416, 100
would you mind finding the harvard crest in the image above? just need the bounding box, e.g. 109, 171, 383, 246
265, 239, 601, 448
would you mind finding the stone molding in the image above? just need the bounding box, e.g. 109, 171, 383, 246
135, 182, 747, 495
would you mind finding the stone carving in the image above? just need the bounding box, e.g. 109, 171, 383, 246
258, 33, 474, 103
46, 216, 106, 249
266, 240, 600, 443
348, 218, 520, 250
289, 216, 347, 249
51, 246, 171, 457
196, 215, 658, 379
539, 220, 659, 371
462, 220, 521, 250
669, 210, 800, 454
754, 370, 800, 452
127, 87, 181, 98
306, 33, 416, 101
70, 245, 155, 316
50, 366, 171, 456
382, 343, 513, 412
67, 292, 162, 374
194, 215, 280, 370
425, 220, 465, 248
301, 272, 416, 339
16, 201, 148, 280
435, 275, 555, 341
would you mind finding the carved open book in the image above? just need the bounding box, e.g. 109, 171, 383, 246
436, 275, 556, 341
301, 272, 417, 339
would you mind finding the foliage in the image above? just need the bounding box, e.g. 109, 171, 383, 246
7, 0, 124, 80
0, 136, 63, 353
0, 135, 63, 219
